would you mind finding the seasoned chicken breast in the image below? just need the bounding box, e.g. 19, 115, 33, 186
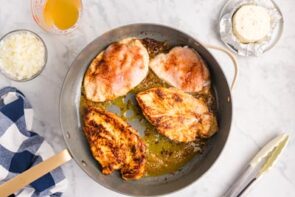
136, 87, 217, 142
83, 108, 146, 180
84, 38, 149, 102
149, 47, 210, 92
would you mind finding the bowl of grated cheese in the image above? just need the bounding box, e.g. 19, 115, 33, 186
0, 29, 47, 81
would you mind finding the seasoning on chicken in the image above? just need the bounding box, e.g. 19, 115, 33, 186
83, 108, 146, 180
136, 87, 217, 142
149, 47, 210, 93
84, 37, 149, 102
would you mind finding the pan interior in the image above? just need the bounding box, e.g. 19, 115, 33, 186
60, 24, 232, 196
79, 38, 216, 178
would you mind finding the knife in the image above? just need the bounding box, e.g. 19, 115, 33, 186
223, 133, 289, 197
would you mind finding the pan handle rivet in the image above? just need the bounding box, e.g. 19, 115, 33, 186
66, 132, 70, 139
82, 160, 87, 166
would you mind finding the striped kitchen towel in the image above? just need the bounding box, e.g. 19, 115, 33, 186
0, 87, 67, 196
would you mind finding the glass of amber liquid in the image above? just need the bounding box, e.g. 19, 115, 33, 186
31, 0, 82, 34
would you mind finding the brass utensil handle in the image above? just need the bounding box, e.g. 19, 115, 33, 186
204, 44, 238, 90
0, 149, 72, 196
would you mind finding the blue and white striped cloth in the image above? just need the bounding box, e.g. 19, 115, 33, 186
0, 87, 67, 196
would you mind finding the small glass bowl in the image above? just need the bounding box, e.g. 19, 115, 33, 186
0, 29, 48, 82
31, 0, 83, 34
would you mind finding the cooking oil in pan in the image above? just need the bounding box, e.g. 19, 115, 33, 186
80, 38, 215, 177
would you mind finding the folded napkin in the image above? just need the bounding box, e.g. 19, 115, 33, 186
0, 87, 67, 197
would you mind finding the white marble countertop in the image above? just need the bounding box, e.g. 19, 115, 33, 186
1, 0, 295, 196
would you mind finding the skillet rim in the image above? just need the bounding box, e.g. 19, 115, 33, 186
59, 23, 233, 196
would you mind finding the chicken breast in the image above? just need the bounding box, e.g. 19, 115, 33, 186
136, 87, 217, 142
83, 108, 146, 180
84, 38, 149, 102
149, 47, 210, 93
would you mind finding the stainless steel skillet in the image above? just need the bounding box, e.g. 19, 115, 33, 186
0, 24, 237, 196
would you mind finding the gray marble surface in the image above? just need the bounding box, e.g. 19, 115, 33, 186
1, 0, 295, 196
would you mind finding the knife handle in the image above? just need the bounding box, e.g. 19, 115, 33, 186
223, 166, 256, 197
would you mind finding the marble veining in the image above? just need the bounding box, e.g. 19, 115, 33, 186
1, 0, 295, 196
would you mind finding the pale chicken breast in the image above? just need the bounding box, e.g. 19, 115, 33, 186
83, 108, 146, 180
149, 47, 210, 93
136, 87, 217, 142
84, 38, 149, 102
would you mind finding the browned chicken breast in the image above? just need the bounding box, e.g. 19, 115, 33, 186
136, 87, 217, 142
149, 47, 210, 93
84, 38, 149, 102
83, 108, 146, 180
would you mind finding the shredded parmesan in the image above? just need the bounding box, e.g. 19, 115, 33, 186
0, 31, 46, 80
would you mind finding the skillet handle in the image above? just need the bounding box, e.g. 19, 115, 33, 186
0, 149, 72, 196
204, 44, 238, 90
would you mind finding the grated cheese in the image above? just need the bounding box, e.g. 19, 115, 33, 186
0, 31, 46, 80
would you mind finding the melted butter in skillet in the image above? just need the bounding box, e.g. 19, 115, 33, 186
80, 38, 215, 177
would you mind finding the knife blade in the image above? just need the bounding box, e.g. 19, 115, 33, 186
223, 133, 289, 197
